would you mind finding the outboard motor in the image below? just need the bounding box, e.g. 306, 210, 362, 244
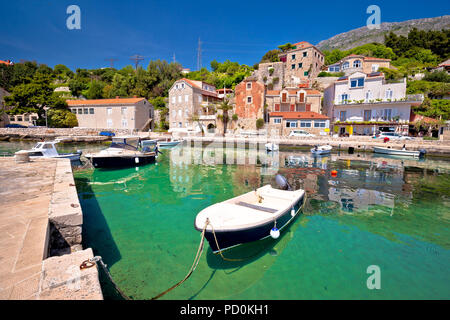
419, 149, 427, 158
275, 174, 293, 191
76, 150, 82, 155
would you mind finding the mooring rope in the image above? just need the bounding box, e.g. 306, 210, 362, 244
150, 219, 209, 300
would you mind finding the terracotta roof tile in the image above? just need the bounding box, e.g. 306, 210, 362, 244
67, 97, 145, 106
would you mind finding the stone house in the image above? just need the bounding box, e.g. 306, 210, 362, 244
168, 78, 222, 133
265, 87, 322, 114
278, 41, 325, 86
234, 77, 265, 131
327, 54, 392, 75
67, 97, 154, 131
323, 71, 422, 136
253, 62, 285, 91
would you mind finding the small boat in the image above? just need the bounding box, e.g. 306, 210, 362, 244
311, 145, 332, 155
18, 140, 82, 161
265, 142, 279, 152
194, 175, 305, 253
373, 146, 426, 158
85, 136, 158, 168
157, 138, 181, 147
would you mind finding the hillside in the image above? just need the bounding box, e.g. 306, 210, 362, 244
316, 15, 450, 52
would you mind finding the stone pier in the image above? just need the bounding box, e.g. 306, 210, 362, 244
0, 158, 103, 300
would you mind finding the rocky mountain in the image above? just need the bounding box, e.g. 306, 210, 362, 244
316, 15, 450, 52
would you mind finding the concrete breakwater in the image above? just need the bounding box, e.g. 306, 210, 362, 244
0, 157, 103, 300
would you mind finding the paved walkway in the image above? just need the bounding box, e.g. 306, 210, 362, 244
0, 158, 56, 299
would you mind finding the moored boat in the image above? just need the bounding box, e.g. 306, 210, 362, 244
265, 142, 279, 152
85, 136, 158, 168
311, 144, 332, 155
194, 175, 305, 253
373, 146, 426, 158
158, 138, 181, 147
17, 140, 82, 161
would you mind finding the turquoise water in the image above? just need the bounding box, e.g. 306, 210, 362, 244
2, 141, 449, 299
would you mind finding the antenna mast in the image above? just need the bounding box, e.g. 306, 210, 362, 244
197, 38, 202, 70
129, 54, 144, 70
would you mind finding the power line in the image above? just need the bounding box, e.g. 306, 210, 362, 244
129, 54, 144, 70
105, 58, 118, 68
197, 38, 202, 70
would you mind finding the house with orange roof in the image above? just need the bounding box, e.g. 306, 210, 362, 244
66, 96, 154, 131
168, 78, 222, 133
327, 54, 393, 75
0, 60, 14, 66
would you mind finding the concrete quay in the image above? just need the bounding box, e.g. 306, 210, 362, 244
0, 158, 103, 300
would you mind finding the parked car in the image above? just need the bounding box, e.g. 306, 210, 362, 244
5, 124, 28, 128
289, 130, 315, 137
377, 132, 414, 140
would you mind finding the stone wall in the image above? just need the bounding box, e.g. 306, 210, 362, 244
253, 62, 284, 91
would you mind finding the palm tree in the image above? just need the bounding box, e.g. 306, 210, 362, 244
216, 98, 233, 136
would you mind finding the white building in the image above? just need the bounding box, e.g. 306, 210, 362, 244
323, 71, 422, 136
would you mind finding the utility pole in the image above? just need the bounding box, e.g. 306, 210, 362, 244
197, 38, 202, 70
130, 54, 144, 70
105, 58, 118, 69
172, 53, 176, 64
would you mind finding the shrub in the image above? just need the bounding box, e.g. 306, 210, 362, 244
48, 108, 78, 128
232, 114, 238, 121
256, 118, 264, 129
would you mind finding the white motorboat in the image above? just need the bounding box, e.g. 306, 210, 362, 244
311, 145, 332, 155
18, 140, 81, 161
85, 136, 158, 168
373, 146, 426, 158
265, 142, 279, 152
194, 175, 305, 252
157, 138, 181, 147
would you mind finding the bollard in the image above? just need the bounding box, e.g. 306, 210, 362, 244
14, 151, 30, 163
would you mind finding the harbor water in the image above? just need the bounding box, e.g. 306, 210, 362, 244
1, 141, 449, 299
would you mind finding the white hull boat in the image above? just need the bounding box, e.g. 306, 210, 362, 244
157, 139, 181, 147
265, 142, 279, 152
195, 175, 305, 252
311, 145, 332, 155
18, 140, 81, 161
373, 146, 426, 158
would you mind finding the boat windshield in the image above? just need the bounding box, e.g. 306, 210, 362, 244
110, 138, 139, 150
140, 140, 157, 152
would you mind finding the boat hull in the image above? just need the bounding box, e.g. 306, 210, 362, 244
89, 155, 155, 168
373, 147, 421, 157
201, 194, 304, 253
158, 141, 181, 147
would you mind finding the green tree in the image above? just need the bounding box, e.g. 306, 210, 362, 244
260, 49, 281, 63
216, 99, 233, 136
48, 108, 78, 128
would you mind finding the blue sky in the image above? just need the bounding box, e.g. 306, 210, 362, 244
0, 0, 448, 71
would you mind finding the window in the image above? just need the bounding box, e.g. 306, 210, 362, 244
198, 95, 202, 103
89, 108, 94, 114
340, 94, 348, 104
299, 92, 305, 102
70, 109, 76, 113
273, 118, 281, 124
178, 122, 182, 128
17, 116, 23, 121
350, 78, 364, 87
181, 83, 185, 89
24, 115, 29, 121
107, 108, 112, 115
185, 109, 189, 117
298, 63, 303, 68
300, 120, 311, 128
274, 104, 280, 111
172, 96, 176, 103
185, 95, 188, 102
83, 108, 88, 114
121, 118, 128, 128
314, 121, 326, 128
363, 110, 372, 121
121, 107, 127, 115
303, 52, 307, 57
304, 71, 309, 76
353, 60, 361, 68
247, 96, 252, 104
172, 110, 176, 117
107, 119, 113, 128
342, 61, 349, 70
286, 120, 297, 128
247, 82, 252, 89
281, 93, 287, 103
178, 96, 181, 103
178, 109, 182, 117
365, 91, 372, 102
339, 111, 347, 121
291, 54, 296, 60
372, 64, 379, 72
78, 108, 83, 114
383, 109, 392, 121
291, 64, 295, 70
385, 89, 393, 100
